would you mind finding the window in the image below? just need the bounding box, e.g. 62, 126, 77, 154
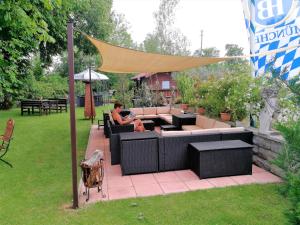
162, 81, 170, 90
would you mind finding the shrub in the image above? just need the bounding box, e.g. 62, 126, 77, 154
275, 121, 300, 224
202, 73, 262, 121
175, 73, 196, 104
20, 73, 68, 100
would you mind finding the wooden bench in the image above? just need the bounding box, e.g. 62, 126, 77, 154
21, 100, 50, 116
49, 98, 67, 112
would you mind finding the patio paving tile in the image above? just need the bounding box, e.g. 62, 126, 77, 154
106, 165, 122, 176
184, 179, 215, 190
206, 177, 238, 188
108, 186, 136, 200
131, 174, 157, 185
107, 176, 133, 188
154, 171, 180, 183
134, 182, 163, 197
160, 181, 189, 194
230, 175, 257, 185
82, 125, 284, 204
252, 172, 282, 184
252, 165, 266, 173
175, 170, 199, 181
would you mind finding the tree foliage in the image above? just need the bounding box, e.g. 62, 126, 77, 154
0, 0, 121, 108
143, 0, 190, 55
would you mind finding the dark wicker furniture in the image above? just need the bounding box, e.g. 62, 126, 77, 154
172, 114, 196, 129
188, 140, 253, 179
119, 132, 159, 175
142, 120, 155, 131
160, 124, 178, 131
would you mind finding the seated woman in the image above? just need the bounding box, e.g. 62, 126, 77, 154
111, 102, 145, 132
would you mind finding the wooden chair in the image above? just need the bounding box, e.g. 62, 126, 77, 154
0, 119, 15, 167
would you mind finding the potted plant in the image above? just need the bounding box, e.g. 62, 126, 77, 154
197, 99, 206, 115
175, 73, 195, 111
220, 107, 232, 121
188, 98, 198, 113
180, 103, 189, 111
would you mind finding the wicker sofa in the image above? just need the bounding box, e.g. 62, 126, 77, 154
108, 106, 182, 165
109, 122, 253, 171
158, 128, 252, 171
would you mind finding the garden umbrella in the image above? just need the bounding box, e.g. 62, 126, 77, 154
74, 68, 109, 121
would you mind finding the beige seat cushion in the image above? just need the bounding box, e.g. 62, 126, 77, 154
130, 108, 143, 115
202, 118, 216, 129
191, 128, 220, 135
157, 106, 171, 114
159, 115, 172, 124
213, 121, 231, 128
182, 125, 202, 131
158, 113, 170, 117
170, 108, 182, 115
143, 107, 157, 115
218, 127, 245, 133
142, 114, 159, 119
135, 115, 144, 119
161, 130, 191, 137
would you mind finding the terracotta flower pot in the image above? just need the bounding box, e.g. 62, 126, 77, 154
220, 112, 231, 121
180, 104, 189, 111
197, 107, 206, 115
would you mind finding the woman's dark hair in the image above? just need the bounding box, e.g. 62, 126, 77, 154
114, 102, 123, 109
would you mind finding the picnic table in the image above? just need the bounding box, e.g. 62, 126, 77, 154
21, 99, 67, 116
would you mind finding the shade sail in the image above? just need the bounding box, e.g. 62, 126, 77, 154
74, 69, 109, 81
86, 35, 228, 73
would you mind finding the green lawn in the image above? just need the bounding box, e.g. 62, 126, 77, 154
0, 106, 289, 225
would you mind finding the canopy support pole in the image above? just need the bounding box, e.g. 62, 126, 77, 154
89, 66, 94, 124
67, 20, 78, 209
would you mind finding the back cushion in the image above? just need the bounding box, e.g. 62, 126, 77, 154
170, 108, 182, 115
202, 118, 216, 129
157, 106, 170, 114
130, 108, 143, 115
196, 115, 207, 127
214, 121, 231, 128
108, 111, 115, 125
161, 130, 191, 137
143, 107, 157, 115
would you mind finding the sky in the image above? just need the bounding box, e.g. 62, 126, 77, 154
112, 0, 250, 56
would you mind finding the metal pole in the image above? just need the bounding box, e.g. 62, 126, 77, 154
67, 20, 78, 209
200, 30, 203, 56
89, 66, 93, 124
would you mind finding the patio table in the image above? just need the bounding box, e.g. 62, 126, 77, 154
172, 113, 196, 129
188, 140, 253, 179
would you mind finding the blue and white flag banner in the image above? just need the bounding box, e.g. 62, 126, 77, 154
242, 0, 300, 80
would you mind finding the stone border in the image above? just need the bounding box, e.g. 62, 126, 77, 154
247, 127, 285, 178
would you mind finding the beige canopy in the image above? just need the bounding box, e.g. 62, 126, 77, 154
86, 35, 228, 74
86, 35, 300, 74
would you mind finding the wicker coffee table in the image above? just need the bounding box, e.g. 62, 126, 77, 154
188, 140, 253, 179
142, 120, 155, 131
172, 114, 196, 129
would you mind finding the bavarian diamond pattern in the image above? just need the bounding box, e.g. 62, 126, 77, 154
242, 0, 300, 80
